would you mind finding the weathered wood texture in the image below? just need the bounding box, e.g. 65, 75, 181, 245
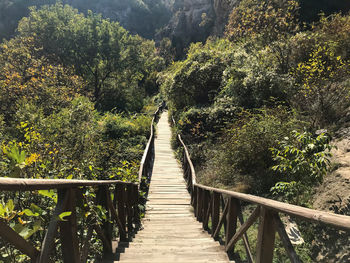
118, 111, 230, 262
0, 178, 137, 191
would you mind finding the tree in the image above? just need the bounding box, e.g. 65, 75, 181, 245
17, 4, 127, 104
159, 39, 234, 113
225, 0, 300, 44
17, 3, 163, 111
0, 36, 82, 122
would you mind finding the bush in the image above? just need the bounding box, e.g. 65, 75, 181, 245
291, 43, 350, 127
199, 107, 304, 194
225, 0, 300, 44
159, 39, 235, 113
220, 49, 294, 109
271, 131, 333, 205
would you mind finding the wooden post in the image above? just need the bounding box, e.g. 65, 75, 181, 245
196, 187, 203, 222
211, 192, 220, 238
225, 197, 239, 251
39, 189, 69, 263
116, 184, 127, 241
97, 186, 112, 255
59, 188, 80, 263
133, 184, 140, 227
202, 190, 210, 230
256, 207, 277, 263
192, 185, 197, 212
126, 184, 134, 234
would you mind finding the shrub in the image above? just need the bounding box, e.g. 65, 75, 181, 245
220, 50, 294, 109
292, 44, 350, 127
159, 39, 235, 113
199, 107, 304, 194
271, 131, 333, 205
225, 0, 300, 44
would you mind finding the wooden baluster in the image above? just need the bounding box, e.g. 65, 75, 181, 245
116, 184, 127, 241
238, 207, 254, 263
59, 188, 80, 263
196, 187, 203, 222
225, 206, 260, 254
192, 185, 197, 212
126, 184, 134, 235
133, 184, 141, 228
39, 189, 69, 263
97, 186, 112, 255
188, 167, 193, 193
221, 195, 227, 233
0, 219, 39, 261
256, 207, 277, 263
211, 192, 220, 238
225, 197, 239, 252
202, 190, 210, 230
273, 214, 301, 263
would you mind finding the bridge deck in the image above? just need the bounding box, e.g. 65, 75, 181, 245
118, 112, 230, 262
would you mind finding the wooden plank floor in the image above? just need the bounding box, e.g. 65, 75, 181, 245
118, 111, 230, 262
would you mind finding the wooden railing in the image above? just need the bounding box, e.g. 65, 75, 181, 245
0, 178, 138, 263
138, 102, 164, 197
173, 116, 350, 263
0, 105, 163, 262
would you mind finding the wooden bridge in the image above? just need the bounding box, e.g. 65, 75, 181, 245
0, 106, 350, 262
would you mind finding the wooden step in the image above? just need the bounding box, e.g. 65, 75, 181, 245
117, 112, 229, 262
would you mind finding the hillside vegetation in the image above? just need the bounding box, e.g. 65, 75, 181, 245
0, 0, 349, 262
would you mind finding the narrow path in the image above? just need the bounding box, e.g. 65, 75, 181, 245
118, 111, 230, 262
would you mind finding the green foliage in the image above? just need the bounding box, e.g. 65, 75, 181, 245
0, 199, 16, 221
220, 46, 294, 109
0, 36, 83, 122
159, 39, 235, 112
288, 14, 350, 127
198, 108, 304, 194
17, 3, 163, 111
271, 131, 333, 204
225, 0, 300, 44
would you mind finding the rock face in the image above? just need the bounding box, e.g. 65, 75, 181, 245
65, 0, 172, 39
157, 0, 239, 58
312, 138, 350, 262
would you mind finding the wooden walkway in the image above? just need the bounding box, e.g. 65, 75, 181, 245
118, 112, 230, 262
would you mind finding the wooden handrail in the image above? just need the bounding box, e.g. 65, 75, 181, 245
172, 112, 350, 262
138, 107, 159, 183
138, 103, 164, 192
196, 183, 350, 231
0, 178, 137, 191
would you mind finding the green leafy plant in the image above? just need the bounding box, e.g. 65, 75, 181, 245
271, 130, 334, 205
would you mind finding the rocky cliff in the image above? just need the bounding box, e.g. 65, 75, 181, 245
157, 0, 239, 58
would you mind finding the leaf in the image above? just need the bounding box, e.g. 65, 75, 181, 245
6, 200, 14, 213
21, 209, 39, 217
58, 211, 72, 221
38, 190, 57, 203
